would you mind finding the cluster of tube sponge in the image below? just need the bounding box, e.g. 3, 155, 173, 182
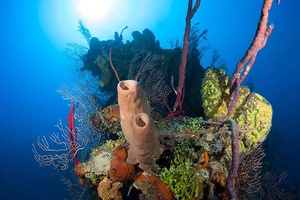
117, 80, 161, 171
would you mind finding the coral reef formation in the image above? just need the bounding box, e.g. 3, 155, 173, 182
97, 177, 122, 200
33, 0, 298, 199
67, 73, 274, 198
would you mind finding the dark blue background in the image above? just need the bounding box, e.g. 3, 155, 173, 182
1, 0, 299, 199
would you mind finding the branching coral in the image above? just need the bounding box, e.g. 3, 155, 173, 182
32, 119, 89, 170
127, 53, 172, 112
236, 144, 265, 199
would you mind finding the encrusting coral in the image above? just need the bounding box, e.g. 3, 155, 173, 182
103, 104, 120, 122
134, 172, 174, 200
74, 150, 113, 185
75, 163, 92, 185
97, 177, 122, 200
90, 151, 112, 175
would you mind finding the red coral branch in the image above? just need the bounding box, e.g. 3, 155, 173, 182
226, 0, 274, 119
172, 0, 201, 116
67, 101, 79, 166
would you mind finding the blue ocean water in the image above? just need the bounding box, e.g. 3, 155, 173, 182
0, 0, 299, 199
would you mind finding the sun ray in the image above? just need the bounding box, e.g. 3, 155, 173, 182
77, 0, 113, 21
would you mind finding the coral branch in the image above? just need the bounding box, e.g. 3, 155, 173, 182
222, 119, 240, 200
226, 0, 274, 119
173, 0, 201, 115
68, 101, 79, 166
236, 145, 266, 198
109, 47, 121, 82
128, 53, 171, 112
32, 120, 88, 170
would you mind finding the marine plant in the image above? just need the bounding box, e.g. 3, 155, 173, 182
181, 116, 206, 134
160, 141, 202, 199
160, 161, 201, 200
